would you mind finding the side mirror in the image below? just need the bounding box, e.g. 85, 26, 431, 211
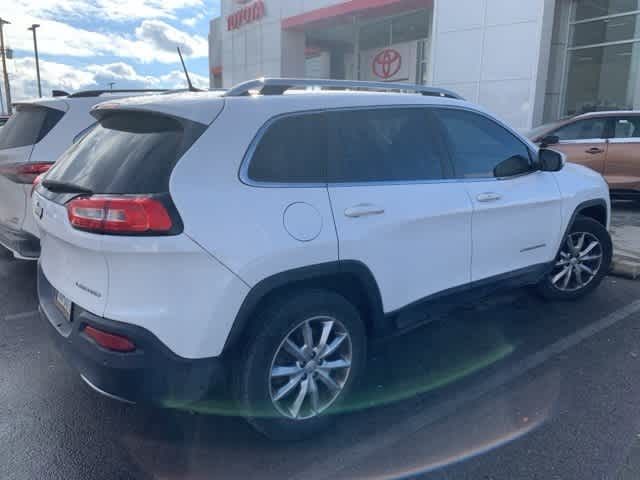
539, 135, 559, 147
538, 148, 565, 172
493, 155, 532, 178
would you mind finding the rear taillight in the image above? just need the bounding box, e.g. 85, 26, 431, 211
0, 162, 54, 184
67, 196, 173, 234
83, 325, 136, 352
31, 173, 45, 197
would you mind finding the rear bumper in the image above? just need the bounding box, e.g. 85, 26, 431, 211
0, 222, 39, 259
37, 264, 227, 405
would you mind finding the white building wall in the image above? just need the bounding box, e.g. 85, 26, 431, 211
430, 0, 556, 130
220, 0, 349, 88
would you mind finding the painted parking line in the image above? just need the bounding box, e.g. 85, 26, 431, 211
3, 310, 39, 322
291, 299, 640, 480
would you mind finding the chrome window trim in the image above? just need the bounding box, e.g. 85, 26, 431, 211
238, 104, 537, 189
608, 137, 640, 144
556, 138, 607, 145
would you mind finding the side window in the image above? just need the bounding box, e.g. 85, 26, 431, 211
434, 108, 532, 179
612, 117, 640, 139
0, 105, 65, 150
247, 113, 327, 183
327, 108, 447, 183
551, 118, 607, 141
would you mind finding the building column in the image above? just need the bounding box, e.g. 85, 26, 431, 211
281, 30, 306, 77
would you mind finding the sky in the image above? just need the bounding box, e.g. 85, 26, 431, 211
0, 0, 221, 105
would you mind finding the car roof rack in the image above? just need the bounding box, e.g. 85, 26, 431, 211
67, 89, 171, 98
224, 78, 463, 100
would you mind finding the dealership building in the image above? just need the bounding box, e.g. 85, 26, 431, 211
209, 0, 640, 130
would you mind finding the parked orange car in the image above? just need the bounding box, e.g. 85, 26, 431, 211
528, 111, 640, 199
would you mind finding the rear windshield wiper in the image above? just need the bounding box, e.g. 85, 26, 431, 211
42, 180, 93, 194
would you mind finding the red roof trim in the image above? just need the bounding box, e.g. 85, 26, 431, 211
282, 0, 431, 31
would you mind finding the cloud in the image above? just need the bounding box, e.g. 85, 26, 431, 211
181, 10, 207, 27
1, 0, 207, 22
4, 57, 209, 102
0, 15, 208, 63
135, 19, 208, 57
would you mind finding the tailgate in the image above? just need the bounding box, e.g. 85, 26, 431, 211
33, 192, 108, 316
0, 146, 33, 229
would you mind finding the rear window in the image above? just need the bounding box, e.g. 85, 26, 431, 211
45, 112, 207, 194
0, 105, 65, 150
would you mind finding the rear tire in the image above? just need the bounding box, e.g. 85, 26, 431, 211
537, 216, 612, 301
234, 289, 366, 441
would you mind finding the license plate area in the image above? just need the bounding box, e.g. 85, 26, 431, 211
54, 289, 73, 322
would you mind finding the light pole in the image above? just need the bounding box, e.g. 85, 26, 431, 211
0, 18, 12, 115
108, 82, 115, 90
28, 24, 42, 98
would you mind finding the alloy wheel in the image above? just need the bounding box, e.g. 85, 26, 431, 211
269, 316, 352, 420
550, 231, 603, 292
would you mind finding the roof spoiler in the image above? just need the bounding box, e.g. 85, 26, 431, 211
52, 90, 70, 97
68, 89, 170, 98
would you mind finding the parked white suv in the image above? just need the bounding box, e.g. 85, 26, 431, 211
34, 79, 612, 440
0, 89, 170, 259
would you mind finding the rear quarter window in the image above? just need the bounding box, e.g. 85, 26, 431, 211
45, 111, 207, 194
247, 113, 328, 184
0, 105, 65, 150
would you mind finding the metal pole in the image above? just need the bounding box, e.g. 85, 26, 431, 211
0, 82, 5, 115
108, 82, 115, 90
28, 24, 41, 97
0, 18, 12, 115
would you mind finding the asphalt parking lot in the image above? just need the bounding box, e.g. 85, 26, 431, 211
2, 210, 640, 480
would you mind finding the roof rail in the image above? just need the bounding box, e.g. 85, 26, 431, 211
224, 78, 464, 100
67, 89, 171, 98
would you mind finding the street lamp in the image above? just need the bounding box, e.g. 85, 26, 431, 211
28, 24, 42, 98
108, 82, 115, 90
0, 18, 12, 115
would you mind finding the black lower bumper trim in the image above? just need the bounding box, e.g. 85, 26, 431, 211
0, 222, 40, 259
38, 264, 227, 405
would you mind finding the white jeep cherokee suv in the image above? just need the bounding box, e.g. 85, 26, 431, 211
0, 89, 170, 260
34, 79, 612, 440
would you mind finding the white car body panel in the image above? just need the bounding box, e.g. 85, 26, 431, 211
463, 171, 563, 281
552, 162, 612, 235
328, 183, 472, 312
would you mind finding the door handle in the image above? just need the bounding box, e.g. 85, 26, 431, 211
344, 204, 385, 218
476, 192, 502, 203
586, 147, 604, 154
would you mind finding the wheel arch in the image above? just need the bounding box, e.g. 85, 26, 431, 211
222, 260, 385, 354
557, 198, 609, 253
575, 200, 608, 228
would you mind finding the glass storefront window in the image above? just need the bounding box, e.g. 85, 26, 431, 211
575, 0, 640, 21
565, 42, 640, 115
391, 10, 430, 44
563, 1, 640, 115
572, 13, 640, 46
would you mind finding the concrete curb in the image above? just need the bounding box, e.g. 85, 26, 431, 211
611, 256, 640, 280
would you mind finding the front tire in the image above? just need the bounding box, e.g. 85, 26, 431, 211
234, 289, 366, 441
537, 216, 612, 300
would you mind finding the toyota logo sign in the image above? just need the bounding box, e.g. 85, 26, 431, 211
372, 49, 402, 80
